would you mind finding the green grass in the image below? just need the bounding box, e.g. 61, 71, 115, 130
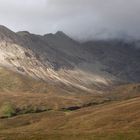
0, 102, 16, 118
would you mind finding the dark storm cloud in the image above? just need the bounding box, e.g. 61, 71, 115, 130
0, 0, 140, 40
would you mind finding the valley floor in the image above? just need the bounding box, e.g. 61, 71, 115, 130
0, 96, 140, 140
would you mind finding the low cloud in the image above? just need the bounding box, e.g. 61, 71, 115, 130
0, 0, 140, 40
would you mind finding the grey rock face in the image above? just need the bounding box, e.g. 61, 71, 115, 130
82, 40, 140, 83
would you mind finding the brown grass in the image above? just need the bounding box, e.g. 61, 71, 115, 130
0, 67, 140, 140
0, 97, 140, 140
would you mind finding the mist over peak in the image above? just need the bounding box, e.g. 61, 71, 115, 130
0, 0, 140, 41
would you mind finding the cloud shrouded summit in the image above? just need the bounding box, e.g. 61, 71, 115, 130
0, 0, 140, 40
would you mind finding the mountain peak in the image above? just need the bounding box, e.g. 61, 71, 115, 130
0, 25, 14, 33
0, 25, 18, 41
55, 31, 69, 38
55, 31, 65, 35
0, 25, 9, 30
44, 31, 69, 40
16, 31, 30, 36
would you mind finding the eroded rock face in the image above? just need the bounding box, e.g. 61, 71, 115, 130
0, 25, 140, 92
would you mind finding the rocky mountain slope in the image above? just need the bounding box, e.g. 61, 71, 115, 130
0, 25, 140, 92
82, 40, 140, 83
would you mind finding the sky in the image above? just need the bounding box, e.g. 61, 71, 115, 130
0, 0, 140, 40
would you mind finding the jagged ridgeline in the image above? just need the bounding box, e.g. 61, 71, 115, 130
0, 25, 140, 92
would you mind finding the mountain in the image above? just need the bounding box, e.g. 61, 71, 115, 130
0, 25, 140, 92
0, 25, 140, 140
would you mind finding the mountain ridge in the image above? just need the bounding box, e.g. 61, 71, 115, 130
0, 25, 140, 92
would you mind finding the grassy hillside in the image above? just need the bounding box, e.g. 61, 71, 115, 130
0, 67, 49, 93
0, 67, 107, 115
0, 97, 139, 140
0, 67, 139, 115
0, 67, 140, 140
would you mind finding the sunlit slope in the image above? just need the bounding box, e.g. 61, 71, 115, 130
0, 67, 102, 111
0, 97, 139, 140
0, 67, 84, 94
0, 67, 139, 115
0, 67, 48, 93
